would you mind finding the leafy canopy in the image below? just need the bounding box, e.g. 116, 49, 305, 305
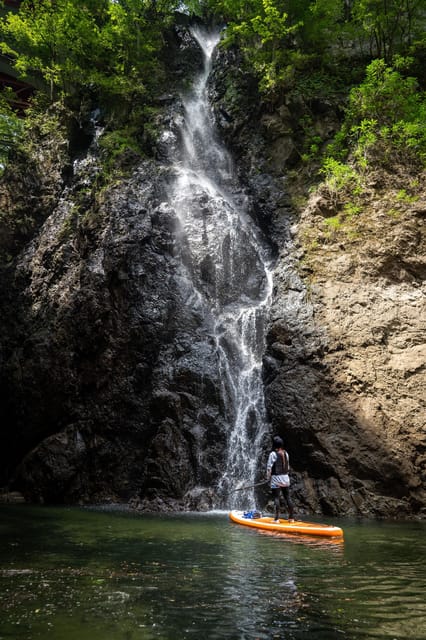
0, 0, 178, 102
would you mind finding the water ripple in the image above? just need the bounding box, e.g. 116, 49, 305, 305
0, 507, 425, 639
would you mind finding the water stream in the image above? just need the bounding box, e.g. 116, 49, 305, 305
1, 505, 425, 640
165, 27, 273, 507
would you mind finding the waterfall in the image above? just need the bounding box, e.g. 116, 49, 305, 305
165, 27, 273, 509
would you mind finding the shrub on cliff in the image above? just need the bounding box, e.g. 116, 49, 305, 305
328, 58, 426, 173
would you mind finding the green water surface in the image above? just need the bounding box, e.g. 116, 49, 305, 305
0, 505, 424, 639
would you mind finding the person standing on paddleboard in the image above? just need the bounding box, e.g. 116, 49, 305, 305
266, 436, 295, 523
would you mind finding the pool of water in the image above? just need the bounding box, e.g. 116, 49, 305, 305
0, 505, 424, 639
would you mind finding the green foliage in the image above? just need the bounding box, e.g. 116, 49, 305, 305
215, 0, 305, 97
0, 89, 24, 173
11, 96, 73, 171
294, 68, 344, 100
98, 126, 142, 170
1, 0, 104, 99
351, 0, 425, 63
342, 202, 362, 217
348, 59, 421, 123
299, 114, 324, 162
209, 0, 426, 101
0, 0, 424, 182
396, 188, 419, 204
320, 157, 362, 200
315, 56, 425, 238
319, 198, 362, 238
0, 0, 176, 105
303, 0, 344, 52
323, 215, 341, 229
342, 59, 426, 168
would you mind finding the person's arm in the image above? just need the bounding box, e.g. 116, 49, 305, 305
266, 451, 275, 480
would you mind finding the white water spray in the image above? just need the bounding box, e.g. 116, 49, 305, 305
167, 27, 273, 508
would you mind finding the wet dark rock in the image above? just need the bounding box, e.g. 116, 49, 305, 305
0, 151, 230, 507
164, 23, 204, 85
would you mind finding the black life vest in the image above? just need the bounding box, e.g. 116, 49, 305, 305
271, 450, 289, 475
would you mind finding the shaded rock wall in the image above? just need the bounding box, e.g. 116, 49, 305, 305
0, 28, 228, 508
0, 144, 229, 505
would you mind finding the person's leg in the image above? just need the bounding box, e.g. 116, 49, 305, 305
282, 487, 294, 520
272, 488, 281, 521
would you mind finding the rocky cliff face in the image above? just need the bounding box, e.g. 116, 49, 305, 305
278, 182, 426, 518
0, 26, 424, 517
0, 29, 265, 511
209, 45, 425, 518
0, 138, 229, 508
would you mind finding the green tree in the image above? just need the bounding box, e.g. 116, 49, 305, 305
352, 0, 424, 62
260, 0, 346, 56
0, 0, 178, 104
0, 0, 106, 100
97, 0, 174, 98
211, 0, 304, 95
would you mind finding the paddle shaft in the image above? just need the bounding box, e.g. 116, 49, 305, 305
228, 480, 269, 493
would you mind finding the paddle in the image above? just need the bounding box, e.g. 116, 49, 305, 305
228, 480, 269, 493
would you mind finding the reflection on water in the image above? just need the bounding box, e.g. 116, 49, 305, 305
255, 527, 346, 550
0, 506, 425, 639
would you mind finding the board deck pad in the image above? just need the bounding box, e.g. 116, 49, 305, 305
229, 510, 344, 537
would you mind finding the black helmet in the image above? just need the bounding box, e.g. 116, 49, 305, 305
272, 436, 284, 449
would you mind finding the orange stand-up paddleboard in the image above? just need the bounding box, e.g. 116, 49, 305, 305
229, 510, 344, 537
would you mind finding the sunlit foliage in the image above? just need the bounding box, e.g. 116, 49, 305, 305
0, 0, 177, 101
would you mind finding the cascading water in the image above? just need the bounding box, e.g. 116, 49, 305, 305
165, 27, 273, 509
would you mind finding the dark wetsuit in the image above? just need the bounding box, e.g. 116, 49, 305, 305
267, 449, 294, 520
